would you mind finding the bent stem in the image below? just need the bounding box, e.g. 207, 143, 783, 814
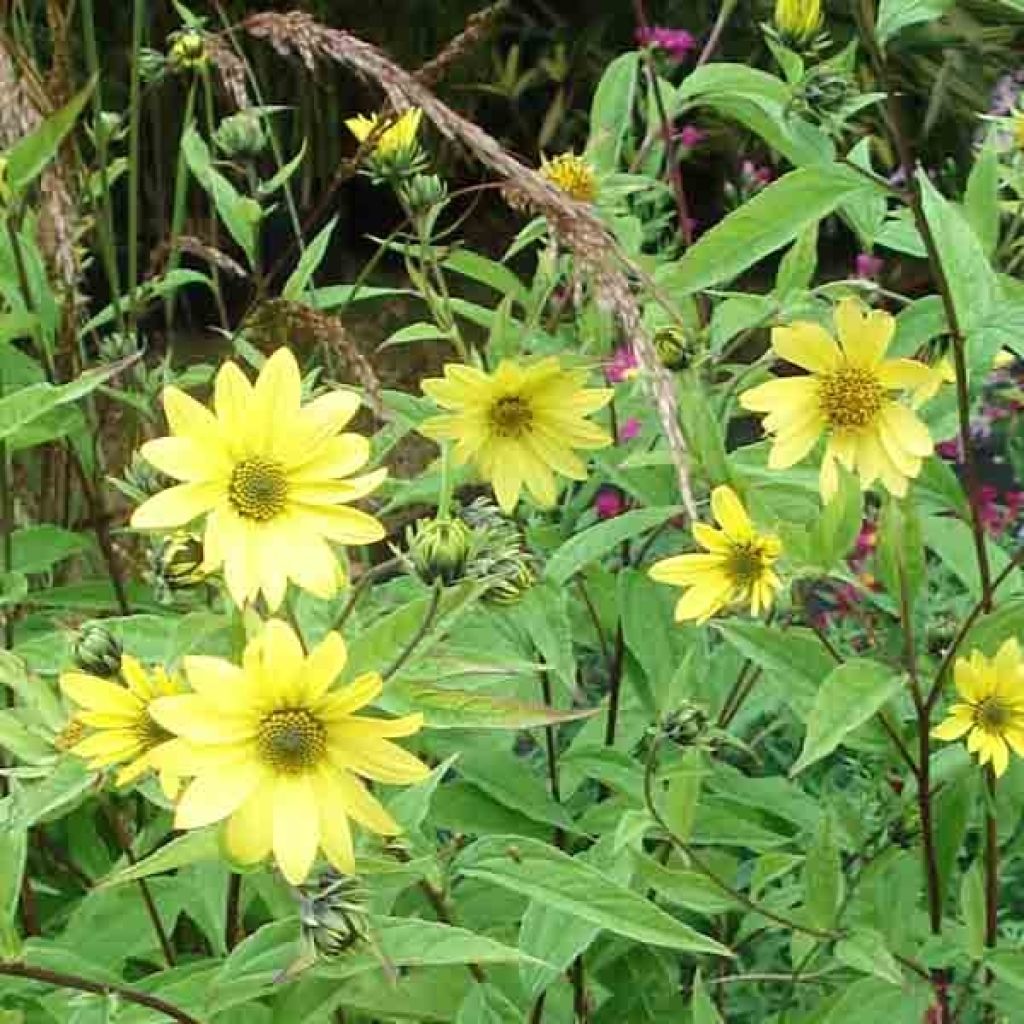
381, 583, 443, 680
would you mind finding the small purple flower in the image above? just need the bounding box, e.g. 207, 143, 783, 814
855, 252, 884, 280
618, 418, 641, 443
635, 26, 697, 62
595, 487, 626, 520
678, 124, 706, 149
605, 345, 638, 385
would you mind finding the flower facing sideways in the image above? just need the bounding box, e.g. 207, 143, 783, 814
540, 152, 599, 203
131, 349, 386, 611
150, 620, 429, 884
420, 358, 612, 513
774, 0, 823, 45
60, 656, 182, 795
933, 640, 1024, 777
649, 486, 782, 623
345, 108, 422, 160
739, 299, 936, 499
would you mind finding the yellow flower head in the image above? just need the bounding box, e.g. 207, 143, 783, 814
739, 299, 936, 500
933, 639, 1024, 777
130, 349, 386, 611
345, 108, 422, 159
540, 152, 599, 203
60, 656, 183, 795
774, 0, 823, 44
649, 486, 782, 624
150, 620, 429, 884
420, 358, 613, 513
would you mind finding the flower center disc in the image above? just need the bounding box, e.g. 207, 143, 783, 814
976, 697, 1010, 732
228, 457, 288, 522
257, 709, 327, 775
817, 365, 884, 430
724, 542, 766, 587
488, 395, 534, 439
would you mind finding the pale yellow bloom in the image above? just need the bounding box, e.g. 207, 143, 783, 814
774, 0, 823, 44
420, 358, 612, 513
740, 299, 936, 499
933, 640, 1024, 778
151, 620, 430, 884
540, 152, 598, 203
649, 486, 782, 624
60, 656, 183, 795
345, 108, 422, 159
131, 349, 386, 611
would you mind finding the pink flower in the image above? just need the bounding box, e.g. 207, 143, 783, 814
605, 345, 638, 384
936, 438, 960, 460
678, 124, 706, 149
595, 487, 626, 520
618, 417, 641, 442
635, 26, 697, 61
855, 252, 884, 280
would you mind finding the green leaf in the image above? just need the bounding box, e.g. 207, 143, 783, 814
282, 217, 336, 300
456, 835, 732, 956
442, 249, 527, 305
875, 498, 926, 606
934, 771, 975, 903
11, 525, 90, 574
100, 829, 221, 887
820, 977, 931, 1023
666, 164, 873, 296
835, 928, 904, 985
809, 467, 862, 570
5, 80, 95, 192
791, 659, 903, 775
775, 223, 819, 296
987, 950, 1024, 990
380, 321, 452, 349
544, 506, 683, 584
0, 823, 27, 937
803, 815, 842, 930
678, 373, 730, 486
509, 580, 576, 695
588, 52, 641, 172
456, 984, 521, 1024
922, 515, 1019, 599
0, 571, 27, 609
691, 970, 724, 1024
960, 861, 986, 960
965, 142, 1001, 258
877, 0, 955, 44
962, 597, 1024, 656
11, 758, 94, 828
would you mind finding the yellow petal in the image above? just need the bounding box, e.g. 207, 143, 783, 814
327, 767, 401, 835
879, 403, 933, 458
257, 619, 306, 705
316, 772, 356, 874
302, 632, 348, 705
131, 482, 220, 530
932, 714, 973, 741
329, 736, 430, 784
711, 486, 752, 540
692, 523, 730, 553
318, 673, 383, 721
772, 322, 841, 373
253, 349, 303, 457
183, 655, 251, 712
60, 673, 140, 717
139, 437, 228, 482
163, 386, 220, 440
214, 361, 254, 445
150, 695, 255, 745
331, 713, 424, 739
835, 299, 893, 366
290, 434, 372, 483
272, 775, 320, 884
225, 780, 275, 865
175, 760, 265, 830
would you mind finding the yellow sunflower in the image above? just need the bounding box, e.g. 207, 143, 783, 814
60, 656, 182, 795
345, 108, 422, 159
649, 485, 782, 623
739, 298, 936, 499
150, 620, 429, 884
130, 348, 386, 611
933, 639, 1024, 778
540, 152, 599, 203
419, 358, 612, 513
774, 0, 823, 44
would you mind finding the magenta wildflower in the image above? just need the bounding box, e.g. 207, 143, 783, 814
595, 487, 626, 520
678, 124, 706, 149
605, 345, 638, 384
855, 252, 884, 280
635, 26, 697, 62
618, 417, 641, 443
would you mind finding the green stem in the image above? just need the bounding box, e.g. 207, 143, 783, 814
166, 80, 199, 329
127, 0, 145, 324
437, 443, 454, 520
381, 584, 442, 680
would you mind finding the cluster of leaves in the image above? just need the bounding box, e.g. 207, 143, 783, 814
6, 3, 1024, 1024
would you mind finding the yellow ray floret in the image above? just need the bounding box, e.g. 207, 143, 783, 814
649, 485, 782, 624
60, 656, 183, 795
739, 298, 937, 500
540, 152, 598, 203
150, 619, 430, 884
345, 108, 422, 158
130, 348, 386, 611
774, 0, 823, 43
419, 358, 613, 513
933, 639, 1024, 778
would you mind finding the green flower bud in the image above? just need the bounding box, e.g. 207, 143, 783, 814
168, 29, 206, 71
0, 157, 11, 208
484, 555, 537, 606
662, 702, 708, 747
152, 531, 206, 595
123, 450, 170, 499
398, 173, 448, 216
73, 622, 123, 678
652, 325, 694, 372
214, 112, 269, 160
406, 516, 473, 586
297, 871, 370, 961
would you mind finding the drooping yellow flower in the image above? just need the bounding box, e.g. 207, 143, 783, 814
540, 152, 599, 203
345, 108, 422, 159
150, 620, 429, 884
649, 486, 782, 623
130, 349, 386, 611
420, 358, 613, 513
774, 0, 823, 45
739, 299, 936, 499
933, 640, 1024, 777
60, 656, 182, 795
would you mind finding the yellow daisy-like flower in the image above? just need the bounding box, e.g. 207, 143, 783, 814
419, 358, 613, 513
130, 348, 386, 611
774, 0, 823, 44
739, 298, 936, 499
540, 152, 598, 203
59, 656, 182, 795
150, 620, 430, 885
345, 108, 422, 159
649, 486, 782, 623
932, 639, 1024, 778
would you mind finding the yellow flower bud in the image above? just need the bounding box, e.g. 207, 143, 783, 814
774, 0, 824, 46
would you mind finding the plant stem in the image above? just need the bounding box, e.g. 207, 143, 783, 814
0, 434, 12, 651
0, 963, 200, 1024
330, 558, 401, 633
127, 0, 145, 326
696, 0, 738, 67
381, 583, 442, 680
602, 624, 626, 746
985, 765, 999, 949
226, 872, 243, 950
